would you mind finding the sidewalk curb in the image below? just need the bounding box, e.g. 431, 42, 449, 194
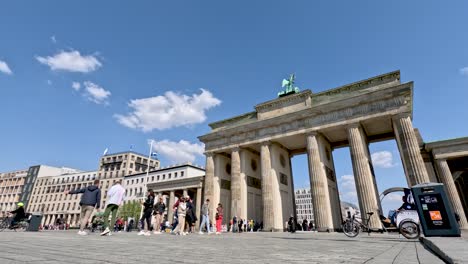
420, 237, 453, 264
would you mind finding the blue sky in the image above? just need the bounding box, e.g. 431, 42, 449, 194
1, 1, 468, 213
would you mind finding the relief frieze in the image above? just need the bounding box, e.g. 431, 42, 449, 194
205, 95, 407, 151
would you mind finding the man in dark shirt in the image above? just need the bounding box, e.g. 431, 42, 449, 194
9, 202, 26, 227
65, 179, 101, 235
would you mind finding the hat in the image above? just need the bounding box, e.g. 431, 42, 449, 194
17, 202, 24, 207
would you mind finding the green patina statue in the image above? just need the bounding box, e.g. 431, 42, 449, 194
278, 73, 300, 97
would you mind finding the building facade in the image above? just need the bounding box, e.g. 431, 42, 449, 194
143, 164, 205, 226
294, 188, 313, 224
27, 170, 98, 227
20, 165, 80, 210
98, 151, 160, 209
0, 169, 27, 214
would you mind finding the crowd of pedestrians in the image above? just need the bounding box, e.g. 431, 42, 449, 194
58, 179, 271, 237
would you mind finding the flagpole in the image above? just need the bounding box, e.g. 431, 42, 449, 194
139, 140, 154, 226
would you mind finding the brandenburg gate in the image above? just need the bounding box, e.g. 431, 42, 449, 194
199, 71, 466, 232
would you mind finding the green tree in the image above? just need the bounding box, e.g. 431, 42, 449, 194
118, 201, 141, 221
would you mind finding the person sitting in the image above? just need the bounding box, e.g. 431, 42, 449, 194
9, 202, 26, 228
397, 195, 416, 211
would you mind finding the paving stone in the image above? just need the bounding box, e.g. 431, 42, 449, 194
0, 230, 445, 264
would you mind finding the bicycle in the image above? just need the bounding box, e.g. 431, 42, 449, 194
0, 214, 30, 232
342, 211, 420, 239
342, 212, 376, 238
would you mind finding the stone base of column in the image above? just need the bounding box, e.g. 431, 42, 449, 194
317, 227, 333, 232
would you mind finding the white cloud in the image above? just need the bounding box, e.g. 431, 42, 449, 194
386, 193, 403, 202
153, 139, 205, 164
0, 60, 12, 75
36, 50, 102, 73
460, 67, 468, 76
51, 36, 57, 43
47, 80, 52, 85
72, 82, 81, 91
115, 89, 221, 132
83, 81, 111, 104
338, 174, 358, 205
371, 151, 397, 168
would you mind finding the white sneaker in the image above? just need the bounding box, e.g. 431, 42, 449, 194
181, 232, 187, 236
107, 232, 112, 236
100, 228, 110, 236
198, 231, 204, 235
77, 230, 87, 236
137, 231, 146, 236
153, 231, 161, 235
216, 232, 220, 235
144, 231, 151, 236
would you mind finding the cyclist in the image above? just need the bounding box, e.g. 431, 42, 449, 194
9, 202, 26, 228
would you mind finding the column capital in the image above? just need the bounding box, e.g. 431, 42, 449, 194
346, 122, 361, 129
306, 131, 319, 137
231, 146, 241, 153
205, 152, 215, 157
392, 113, 412, 121
261, 140, 271, 147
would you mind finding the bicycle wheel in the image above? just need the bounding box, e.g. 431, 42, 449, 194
0, 219, 9, 232
14, 221, 29, 232
399, 221, 420, 239
342, 219, 360, 238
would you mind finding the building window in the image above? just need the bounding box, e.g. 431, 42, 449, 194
174, 172, 177, 178
157, 175, 160, 181
163, 174, 165, 180
168, 173, 171, 179
181, 171, 184, 177
151, 176, 154, 182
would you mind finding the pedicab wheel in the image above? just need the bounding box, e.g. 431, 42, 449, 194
399, 221, 420, 239
342, 220, 360, 238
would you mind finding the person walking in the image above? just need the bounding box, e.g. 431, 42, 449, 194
185, 196, 197, 233
65, 179, 101, 235
138, 189, 155, 236
198, 199, 211, 234
100, 180, 126, 236
215, 203, 223, 235
173, 197, 187, 235
153, 196, 166, 234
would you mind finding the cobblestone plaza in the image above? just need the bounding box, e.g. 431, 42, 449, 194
0, 231, 443, 264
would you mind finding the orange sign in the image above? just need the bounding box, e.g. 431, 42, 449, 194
429, 211, 442, 221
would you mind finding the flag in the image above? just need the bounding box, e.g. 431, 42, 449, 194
151, 152, 158, 158
103, 148, 109, 156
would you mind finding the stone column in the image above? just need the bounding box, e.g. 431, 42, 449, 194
204, 153, 215, 222
348, 124, 382, 230
260, 141, 274, 231
231, 147, 241, 219
435, 159, 468, 229
195, 187, 202, 231
393, 114, 430, 185
168, 190, 175, 224
306, 133, 333, 231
